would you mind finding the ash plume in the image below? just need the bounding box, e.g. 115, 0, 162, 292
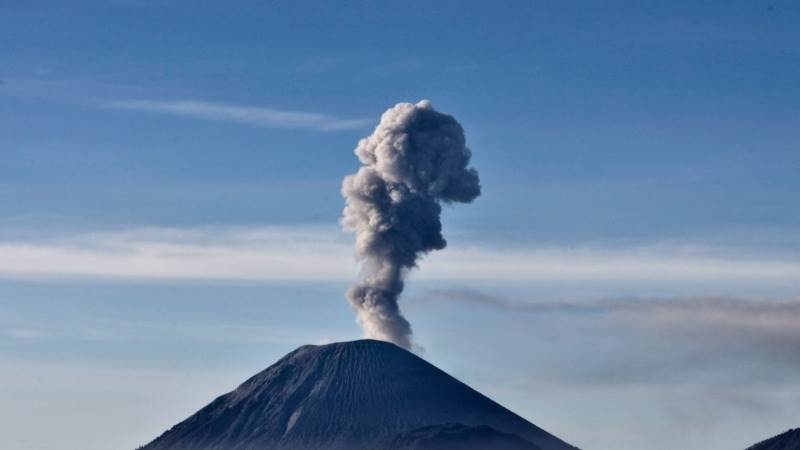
341, 100, 481, 349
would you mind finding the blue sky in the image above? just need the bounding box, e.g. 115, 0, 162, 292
1, 1, 799, 449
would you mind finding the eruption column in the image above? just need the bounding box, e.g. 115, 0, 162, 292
341, 100, 481, 349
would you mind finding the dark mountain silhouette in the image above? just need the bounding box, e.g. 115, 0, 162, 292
385, 423, 542, 450
139, 339, 577, 450
746, 428, 800, 450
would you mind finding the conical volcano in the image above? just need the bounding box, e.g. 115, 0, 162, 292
746, 428, 800, 450
139, 339, 577, 450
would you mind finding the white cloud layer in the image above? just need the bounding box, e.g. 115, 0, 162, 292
1, 225, 799, 285
105, 99, 372, 131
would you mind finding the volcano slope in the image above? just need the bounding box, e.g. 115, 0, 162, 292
139, 339, 578, 450
746, 428, 800, 450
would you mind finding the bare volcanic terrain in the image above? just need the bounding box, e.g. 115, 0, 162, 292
746, 428, 800, 450
139, 339, 577, 450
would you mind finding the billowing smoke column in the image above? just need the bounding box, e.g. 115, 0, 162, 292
341, 100, 481, 350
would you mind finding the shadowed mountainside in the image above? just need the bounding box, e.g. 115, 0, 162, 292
139, 339, 577, 450
746, 428, 800, 450
385, 423, 542, 450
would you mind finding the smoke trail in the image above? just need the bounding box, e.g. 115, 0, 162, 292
341, 100, 481, 349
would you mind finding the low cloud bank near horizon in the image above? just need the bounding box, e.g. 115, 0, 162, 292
104, 99, 372, 131
1, 225, 799, 286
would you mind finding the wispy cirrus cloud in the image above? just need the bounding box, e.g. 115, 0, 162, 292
424, 289, 800, 317
104, 99, 372, 131
0, 225, 352, 282
1, 225, 799, 285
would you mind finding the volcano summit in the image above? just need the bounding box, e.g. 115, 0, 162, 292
139, 339, 577, 450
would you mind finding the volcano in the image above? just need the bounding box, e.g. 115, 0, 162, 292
138, 339, 578, 450
746, 428, 800, 450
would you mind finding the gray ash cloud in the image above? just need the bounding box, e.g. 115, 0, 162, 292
341, 100, 481, 349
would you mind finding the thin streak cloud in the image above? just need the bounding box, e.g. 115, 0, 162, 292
0, 226, 798, 284
425, 288, 800, 320
104, 99, 372, 131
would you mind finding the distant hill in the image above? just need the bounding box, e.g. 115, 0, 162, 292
746, 428, 800, 450
138, 339, 578, 450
